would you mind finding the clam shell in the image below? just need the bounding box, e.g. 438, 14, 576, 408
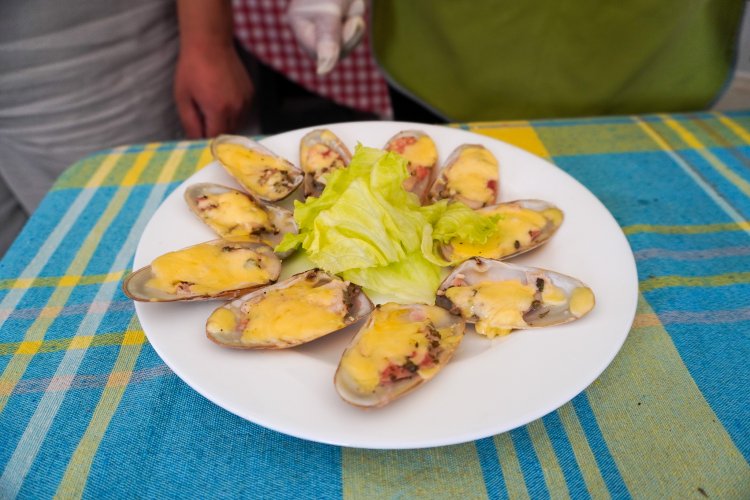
383, 130, 438, 202
184, 183, 297, 257
211, 135, 303, 202
439, 200, 563, 264
334, 303, 465, 408
206, 269, 373, 349
428, 144, 499, 209
122, 239, 281, 302
299, 129, 352, 198
436, 258, 595, 333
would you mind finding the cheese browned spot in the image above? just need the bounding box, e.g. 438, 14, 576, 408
146, 243, 272, 296
339, 304, 460, 394
197, 191, 271, 237
240, 277, 348, 345
215, 143, 296, 199
449, 204, 562, 261
444, 147, 498, 206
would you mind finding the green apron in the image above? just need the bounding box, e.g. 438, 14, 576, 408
372, 0, 745, 121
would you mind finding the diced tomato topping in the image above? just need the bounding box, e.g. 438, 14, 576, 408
388, 136, 417, 154
380, 363, 415, 384
414, 165, 430, 180
419, 355, 436, 369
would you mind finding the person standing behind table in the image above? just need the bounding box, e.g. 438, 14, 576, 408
288, 0, 746, 121
0, 0, 252, 257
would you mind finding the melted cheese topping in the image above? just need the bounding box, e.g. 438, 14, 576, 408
444, 147, 498, 205
569, 287, 595, 317
541, 281, 567, 305
339, 304, 459, 394
215, 143, 295, 199
197, 192, 271, 237
206, 307, 238, 337
301, 142, 345, 179
241, 278, 347, 345
449, 204, 562, 261
146, 243, 272, 296
446, 280, 536, 338
399, 136, 438, 168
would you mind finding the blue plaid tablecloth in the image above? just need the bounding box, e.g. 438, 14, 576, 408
1, 112, 749, 498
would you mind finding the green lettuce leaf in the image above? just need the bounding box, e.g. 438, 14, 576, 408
276, 144, 501, 304
342, 251, 444, 305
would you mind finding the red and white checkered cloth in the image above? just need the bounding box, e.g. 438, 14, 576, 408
232, 0, 392, 118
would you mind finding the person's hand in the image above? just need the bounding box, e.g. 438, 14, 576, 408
287, 0, 365, 75
174, 43, 254, 139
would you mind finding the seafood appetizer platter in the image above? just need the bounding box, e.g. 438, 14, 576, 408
128, 122, 638, 449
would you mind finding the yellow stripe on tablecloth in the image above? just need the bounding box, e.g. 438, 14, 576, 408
120, 144, 158, 186
0, 333, 144, 357
15, 340, 42, 356
493, 432, 530, 500
85, 147, 127, 189
55, 320, 145, 499
156, 141, 189, 184
662, 116, 750, 198
57, 276, 79, 287
556, 404, 610, 498
635, 118, 750, 235
0, 271, 126, 291
585, 294, 750, 497
622, 221, 750, 235
714, 114, 750, 144
68, 336, 93, 351
0, 147, 155, 413
640, 272, 750, 292
467, 122, 552, 159
342, 444, 488, 499
527, 420, 570, 498
122, 330, 145, 346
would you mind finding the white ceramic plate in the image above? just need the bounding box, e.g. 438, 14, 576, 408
133, 122, 638, 449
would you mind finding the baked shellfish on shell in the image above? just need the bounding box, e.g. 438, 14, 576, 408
184, 183, 297, 254
439, 200, 563, 264
299, 129, 352, 198
206, 269, 373, 349
122, 239, 281, 302
429, 144, 499, 209
436, 258, 595, 338
383, 130, 438, 202
334, 303, 465, 408
211, 135, 303, 202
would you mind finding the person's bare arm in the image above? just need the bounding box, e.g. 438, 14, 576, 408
175, 0, 253, 138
